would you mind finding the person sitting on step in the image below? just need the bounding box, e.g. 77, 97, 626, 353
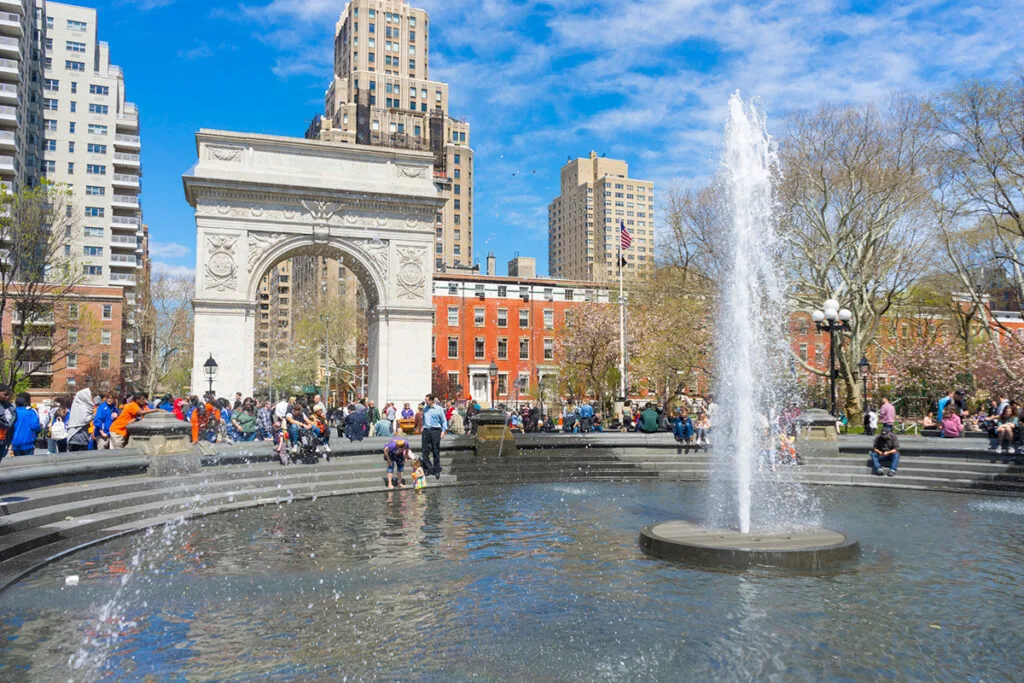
869, 431, 900, 477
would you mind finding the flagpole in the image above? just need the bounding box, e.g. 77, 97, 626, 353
618, 222, 626, 400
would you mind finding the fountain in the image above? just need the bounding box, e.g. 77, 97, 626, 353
640, 93, 859, 569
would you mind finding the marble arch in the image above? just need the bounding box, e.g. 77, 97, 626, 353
183, 130, 442, 406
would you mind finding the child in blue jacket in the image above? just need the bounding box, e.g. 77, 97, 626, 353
11, 393, 41, 456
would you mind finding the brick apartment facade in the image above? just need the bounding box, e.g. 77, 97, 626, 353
2, 285, 125, 405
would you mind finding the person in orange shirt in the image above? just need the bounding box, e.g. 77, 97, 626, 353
110, 392, 157, 449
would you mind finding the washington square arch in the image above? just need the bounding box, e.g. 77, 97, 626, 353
183, 130, 443, 406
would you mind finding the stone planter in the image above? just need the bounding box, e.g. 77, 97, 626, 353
126, 411, 200, 477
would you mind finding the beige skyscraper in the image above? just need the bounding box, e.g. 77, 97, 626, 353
308, 0, 473, 272
0, 1, 43, 195
548, 152, 655, 282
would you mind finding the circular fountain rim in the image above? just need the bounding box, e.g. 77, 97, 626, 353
639, 520, 860, 570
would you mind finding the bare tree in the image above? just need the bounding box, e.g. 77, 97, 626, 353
928, 75, 1024, 380
135, 269, 195, 396
0, 181, 86, 387
658, 182, 728, 284
779, 96, 935, 418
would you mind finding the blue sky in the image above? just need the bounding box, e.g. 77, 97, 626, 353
98, 0, 1022, 278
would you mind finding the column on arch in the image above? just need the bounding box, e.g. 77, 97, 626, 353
192, 301, 256, 398
367, 307, 432, 409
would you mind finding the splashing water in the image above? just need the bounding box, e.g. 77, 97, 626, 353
706, 93, 809, 534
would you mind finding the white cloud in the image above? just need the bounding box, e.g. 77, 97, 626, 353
225, 0, 1024, 268
178, 43, 214, 61
149, 241, 191, 259
152, 261, 195, 279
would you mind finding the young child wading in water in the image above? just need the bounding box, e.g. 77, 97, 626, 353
411, 458, 427, 489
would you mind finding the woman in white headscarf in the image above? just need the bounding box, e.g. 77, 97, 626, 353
67, 388, 94, 452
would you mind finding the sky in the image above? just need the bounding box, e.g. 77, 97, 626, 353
94, 0, 1023, 279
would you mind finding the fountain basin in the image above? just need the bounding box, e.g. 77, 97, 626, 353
640, 520, 859, 570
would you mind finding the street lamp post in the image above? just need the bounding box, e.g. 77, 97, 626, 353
488, 359, 499, 409
203, 354, 218, 396
858, 356, 871, 414
811, 299, 852, 417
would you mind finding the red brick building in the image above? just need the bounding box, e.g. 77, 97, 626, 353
1, 285, 126, 404
431, 273, 610, 407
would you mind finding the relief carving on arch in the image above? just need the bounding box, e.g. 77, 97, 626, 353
396, 247, 427, 301
247, 232, 288, 272
205, 235, 239, 293
356, 239, 389, 282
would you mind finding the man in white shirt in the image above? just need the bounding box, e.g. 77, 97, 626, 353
275, 397, 292, 426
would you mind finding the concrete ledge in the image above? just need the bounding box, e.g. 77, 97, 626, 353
640, 521, 861, 570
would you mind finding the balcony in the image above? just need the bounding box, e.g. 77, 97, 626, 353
110, 253, 139, 266
110, 234, 139, 249
113, 152, 140, 167
112, 173, 140, 189
114, 133, 140, 149
116, 103, 138, 131
0, 36, 17, 58
0, 82, 15, 104
0, 154, 13, 171
109, 272, 136, 284
111, 216, 140, 229
22, 337, 52, 350
0, 12, 21, 37
112, 193, 139, 209
0, 129, 14, 150
0, 104, 15, 124
17, 362, 53, 376
0, 1, 22, 14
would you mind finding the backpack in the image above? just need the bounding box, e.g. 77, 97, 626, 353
50, 416, 68, 440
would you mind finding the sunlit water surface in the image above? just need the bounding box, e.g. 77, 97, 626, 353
1, 482, 1022, 681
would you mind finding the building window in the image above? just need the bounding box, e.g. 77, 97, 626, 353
84, 265, 102, 276
447, 282, 457, 295
497, 338, 508, 360
101, 330, 112, 345
102, 304, 112, 320
67, 353, 77, 369
85, 207, 104, 217
65, 60, 85, 71
497, 373, 508, 397
67, 20, 87, 31
84, 227, 103, 237
497, 286, 507, 298
43, 98, 57, 110
100, 353, 110, 369
519, 310, 529, 327
544, 339, 554, 361
89, 84, 109, 95
497, 309, 508, 327
447, 306, 458, 327
66, 41, 86, 53
474, 307, 484, 327
68, 303, 79, 319
83, 246, 103, 257
87, 143, 107, 154
68, 328, 78, 344
447, 336, 459, 359
474, 337, 485, 360
88, 124, 107, 135
43, 78, 59, 91
519, 338, 530, 360
85, 185, 104, 196
88, 103, 109, 115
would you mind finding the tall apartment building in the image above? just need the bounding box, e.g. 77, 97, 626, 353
0, 2, 43, 194
548, 152, 655, 282
308, 0, 473, 272
35, 1, 145, 375
255, 261, 292, 374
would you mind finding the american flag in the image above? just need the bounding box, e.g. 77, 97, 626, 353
620, 220, 633, 251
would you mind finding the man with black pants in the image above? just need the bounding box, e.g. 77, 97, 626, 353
421, 394, 448, 479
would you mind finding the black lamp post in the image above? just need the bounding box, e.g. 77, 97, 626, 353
811, 299, 852, 417
858, 356, 871, 413
203, 354, 218, 395
488, 359, 498, 408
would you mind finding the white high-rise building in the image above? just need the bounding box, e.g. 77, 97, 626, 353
0, 1, 43, 194
36, 1, 143, 307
